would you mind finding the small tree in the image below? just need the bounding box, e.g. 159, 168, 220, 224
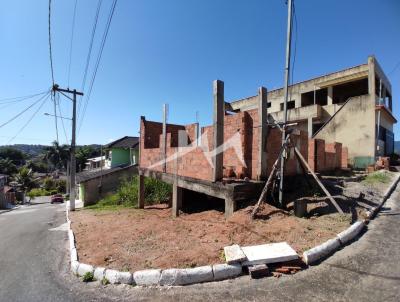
14, 167, 36, 192
0, 158, 17, 175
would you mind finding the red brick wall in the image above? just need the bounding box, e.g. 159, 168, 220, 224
140, 108, 348, 182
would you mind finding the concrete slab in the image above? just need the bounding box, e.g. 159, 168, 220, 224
224, 244, 247, 264
241, 242, 298, 266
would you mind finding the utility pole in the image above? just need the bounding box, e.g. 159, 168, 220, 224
52, 84, 83, 211
278, 0, 294, 208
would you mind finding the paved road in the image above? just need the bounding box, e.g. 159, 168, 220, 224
1, 186, 399, 302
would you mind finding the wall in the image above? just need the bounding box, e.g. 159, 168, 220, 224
140, 108, 346, 182
80, 165, 138, 206
314, 94, 375, 168
111, 148, 131, 168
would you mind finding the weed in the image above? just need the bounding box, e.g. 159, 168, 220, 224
363, 171, 391, 185
101, 277, 110, 285
82, 272, 94, 282
219, 249, 225, 262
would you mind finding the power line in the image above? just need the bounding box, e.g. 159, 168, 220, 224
67, 0, 78, 87
388, 60, 400, 76
48, 0, 55, 86
78, 0, 103, 119
0, 91, 50, 129
56, 92, 69, 143
0, 90, 48, 104
78, 0, 118, 134
7, 94, 51, 143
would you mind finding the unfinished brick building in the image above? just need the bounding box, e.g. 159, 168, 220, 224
138, 80, 348, 217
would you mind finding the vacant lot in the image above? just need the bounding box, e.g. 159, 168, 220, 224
70, 171, 396, 272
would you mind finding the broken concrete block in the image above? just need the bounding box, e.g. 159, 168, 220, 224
248, 264, 269, 279
133, 269, 161, 286
212, 263, 242, 281
303, 237, 341, 265
94, 267, 106, 281
241, 242, 298, 266
337, 221, 365, 245
71, 261, 80, 274
159, 266, 214, 286
224, 244, 247, 264
77, 263, 94, 277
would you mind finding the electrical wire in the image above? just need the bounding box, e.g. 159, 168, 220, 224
0, 91, 50, 129
388, 60, 400, 76
7, 94, 51, 143
67, 0, 78, 88
48, 0, 55, 86
56, 92, 69, 143
0, 90, 48, 104
78, 0, 102, 119
78, 0, 117, 134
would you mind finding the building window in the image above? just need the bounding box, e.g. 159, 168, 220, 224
280, 100, 295, 111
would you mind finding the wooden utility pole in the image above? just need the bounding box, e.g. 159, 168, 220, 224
279, 0, 294, 207
52, 84, 83, 211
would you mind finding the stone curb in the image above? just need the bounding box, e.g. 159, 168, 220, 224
65, 204, 243, 286
66, 173, 400, 284
303, 172, 400, 265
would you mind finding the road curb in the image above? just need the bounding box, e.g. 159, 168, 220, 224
303, 172, 400, 265
66, 173, 399, 284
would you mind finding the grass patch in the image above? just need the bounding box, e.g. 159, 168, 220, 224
363, 171, 391, 185
85, 176, 172, 210
82, 272, 94, 282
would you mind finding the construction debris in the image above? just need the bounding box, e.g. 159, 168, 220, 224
241, 242, 298, 266
223, 244, 247, 264
248, 264, 269, 279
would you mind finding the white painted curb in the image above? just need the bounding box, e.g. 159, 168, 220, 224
159, 266, 214, 286
212, 263, 242, 281
337, 221, 365, 245
133, 269, 161, 286
303, 238, 341, 265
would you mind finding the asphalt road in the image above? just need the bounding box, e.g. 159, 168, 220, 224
1, 187, 399, 302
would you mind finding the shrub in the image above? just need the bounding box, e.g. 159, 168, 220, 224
87, 176, 172, 209
363, 171, 391, 185
82, 272, 94, 282
27, 188, 51, 198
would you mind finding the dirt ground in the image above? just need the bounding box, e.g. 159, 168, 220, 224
70, 171, 396, 272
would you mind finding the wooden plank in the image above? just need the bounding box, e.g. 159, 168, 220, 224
293, 146, 344, 214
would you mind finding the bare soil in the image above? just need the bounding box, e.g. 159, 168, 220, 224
70, 171, 396, 272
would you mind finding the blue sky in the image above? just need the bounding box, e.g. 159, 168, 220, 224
0, 0, 399, 146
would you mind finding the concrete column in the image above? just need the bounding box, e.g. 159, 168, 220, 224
257, 86, 268, 180
172, 182, 183, 217
213, 80, 224, 182
368, 56, 377, 159
194, 123, 199, 146
224, 194, 236, 218
162, 104, 167, 173
327, 86, 333, 105
307, 117, 313, 138
138, 173, 145, 209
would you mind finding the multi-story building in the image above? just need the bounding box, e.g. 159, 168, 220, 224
229, 56, 396, 168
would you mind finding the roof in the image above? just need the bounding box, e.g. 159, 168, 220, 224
86, 156, 106, 163
105, 136, 139, 149
76, 164, 136, 183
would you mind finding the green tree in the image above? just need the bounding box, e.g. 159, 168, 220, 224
0, 147, 26, 165
0, 158, 17, 175
43, 141, 70, 170
14, 167, 36, 192
76, 146, 101, 172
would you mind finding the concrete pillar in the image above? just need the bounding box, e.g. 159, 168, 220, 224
257, 86, 268, 180
213, 80, 224, 182
172, 182, 183, 217
327, 86, 333, 105
368, 56, 377, 159
162, 104, 167, 173
307, 117, 313, 138
138, 173, 145, 209
224, 194, 236, 218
